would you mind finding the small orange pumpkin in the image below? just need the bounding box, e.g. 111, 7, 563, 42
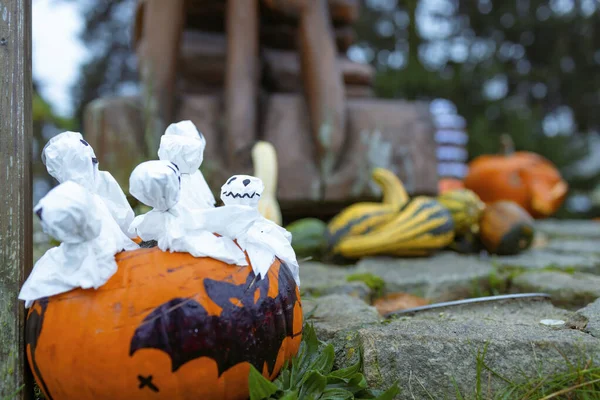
479, 201, 535, 255
463, 135, 568, 219
26, 246, 303, 400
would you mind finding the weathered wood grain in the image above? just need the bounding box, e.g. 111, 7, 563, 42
224, 0, 259, 171
135, 0, 185, 155
0, 0, 33, 398
297, 0, 347, 181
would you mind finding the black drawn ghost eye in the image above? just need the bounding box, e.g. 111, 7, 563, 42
92, 157, 98, 164
35, 207, 43, 221
227, 177, 237, 185
243, 179, 250, 187
80, 139, 89, 146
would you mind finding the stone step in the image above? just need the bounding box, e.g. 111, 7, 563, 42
535, 219, 600, 239
511, 270, 600, 309
308, 294, 600, 399
355, 252, 494, 302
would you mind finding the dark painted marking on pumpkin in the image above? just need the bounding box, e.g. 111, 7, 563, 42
167, 266, 184, 273
26, 298, 54, 400
138, 375, 159, 392
129, 262, 299, 377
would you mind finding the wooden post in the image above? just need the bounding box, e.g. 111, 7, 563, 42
224, 0, 259, 171
297, 0, 347, 180
0, 0, 33, 398
136, 0, 185, 155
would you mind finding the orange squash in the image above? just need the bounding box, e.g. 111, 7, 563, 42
463, 135, 568, 219
26, 246, 303, 400
479, 201, 535, 255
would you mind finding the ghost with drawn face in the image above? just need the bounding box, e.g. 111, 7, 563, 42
220, 175, 264, 207
199, 175, 300, 286
42, 131, 137, 240
157, 120, 216, 210
128, 160, 248, 266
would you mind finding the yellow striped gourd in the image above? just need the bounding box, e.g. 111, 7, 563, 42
325, 168, 409, 249
437, 188, 485, 235
332, 196, 455, 258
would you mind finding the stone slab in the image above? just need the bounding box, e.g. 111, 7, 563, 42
355, 252, 494, 302
535, 219, 600, 239
493, 250, 600, 273
512, 271, 600, 309
330, 297, 600, 399
544, 239, 600, 255
302, 294, 382, 341
578, 298, 600, 338
298, 261, 371, 301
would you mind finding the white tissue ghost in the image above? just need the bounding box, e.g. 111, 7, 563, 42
19, 181, 126, 308
41, 131, 136, 239
158, 120, 216, 210
128, 160, 248, 266
200, 175, 300, 286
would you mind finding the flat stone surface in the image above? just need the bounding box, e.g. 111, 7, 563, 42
578, 298, 600, 338
544, 239, 600, 255
493, 250, 600, 273
355, 252, 494, 302
535, 219, 600, 239
302, 294, 382, 341
298, 261, 372, 301
331, 297, 600, 399
512, 271, 600, 309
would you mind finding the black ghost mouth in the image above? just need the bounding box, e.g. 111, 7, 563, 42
222, 191, 260, 199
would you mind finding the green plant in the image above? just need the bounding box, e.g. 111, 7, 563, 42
248, 324, 400, 400
346, 273, 386, 300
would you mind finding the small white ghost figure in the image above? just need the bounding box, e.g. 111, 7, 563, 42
128, 160, 248, 266
41, 131, 137, 240
158, 120, 216, 210
19, 181, 126, 308
200, 175, 300, 287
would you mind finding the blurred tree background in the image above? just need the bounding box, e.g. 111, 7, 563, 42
36, 0, 600, 218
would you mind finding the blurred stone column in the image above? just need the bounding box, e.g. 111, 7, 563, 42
430, 99, 469, 191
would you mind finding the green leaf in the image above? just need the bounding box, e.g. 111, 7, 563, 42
298, 371, 328, 400
279, 391, 299, 400
328, 361, 361, 380
248, 365, 279, 400
291, 325, 327, 388
319, 387, 354, 400
371, 381, 401, 400
310, 344, 336, 375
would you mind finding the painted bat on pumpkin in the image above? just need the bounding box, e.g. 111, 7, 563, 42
129, 261, 300, 381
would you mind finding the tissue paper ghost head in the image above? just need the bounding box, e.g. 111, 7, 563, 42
165, 120, 206, 144
129, 160, 181, 211
41, 131, 99, 191
157, 134, 204, 174
220, 175, 264, 207
34, 181, 102, 243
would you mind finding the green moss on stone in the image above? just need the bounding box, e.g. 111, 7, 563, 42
346, 273, 385, 299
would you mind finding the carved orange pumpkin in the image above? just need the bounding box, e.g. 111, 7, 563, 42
463, 135, 568, 218
26, 247, 303, 400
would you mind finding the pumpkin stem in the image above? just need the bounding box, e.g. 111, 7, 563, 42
500, 134, 515, 155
